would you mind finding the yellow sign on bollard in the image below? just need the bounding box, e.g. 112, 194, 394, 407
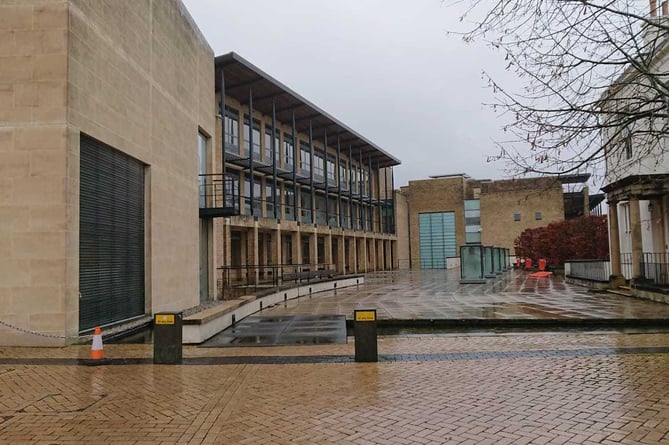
354, 310, 376, 322
155, 314, 175, 325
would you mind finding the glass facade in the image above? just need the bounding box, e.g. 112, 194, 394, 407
460, 245, 485, 282
419, 212, 456, 269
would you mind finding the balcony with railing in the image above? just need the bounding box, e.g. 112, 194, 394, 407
199, 173, 240, 218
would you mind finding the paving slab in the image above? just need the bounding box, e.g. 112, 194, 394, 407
259, 270, 669, 322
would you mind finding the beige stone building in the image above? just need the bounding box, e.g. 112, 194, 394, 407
0, 1, 401, 346
397, 174, 596, 269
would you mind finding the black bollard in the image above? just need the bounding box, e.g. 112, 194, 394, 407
354, 309, 378, 362
153, 312, 183, 364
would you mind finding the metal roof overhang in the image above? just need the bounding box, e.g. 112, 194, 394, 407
215, 52, 401, 169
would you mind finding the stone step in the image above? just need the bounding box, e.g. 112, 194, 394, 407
608, 289, 633, 297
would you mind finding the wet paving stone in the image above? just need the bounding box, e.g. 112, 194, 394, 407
261, 270, 669, 324
200, 315, 348, 347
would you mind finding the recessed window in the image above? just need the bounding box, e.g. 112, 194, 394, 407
622, 125, 632, 160
535, 212, 542, 220
513, 213, 521, 221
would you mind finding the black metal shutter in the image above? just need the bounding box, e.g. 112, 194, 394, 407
79, 134, 145, 332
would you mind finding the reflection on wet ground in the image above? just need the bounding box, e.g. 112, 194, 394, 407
261, 269, 669, 321
201, 315, 347, 347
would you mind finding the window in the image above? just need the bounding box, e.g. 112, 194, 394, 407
299, 143, 311, 176
243, 115, 261, 160
362, 170, 369, 196
340, 202, 349, 229
301, 235, 310, 264
314, 152, 325, 182
198, 132, 208, 208
317, 236, 325, 265
300, 188, 312, 223
464, 199, 481, 244
622, 125, 632, 160
244, 174, 262, 216
315, 194, 327, 225
352, 203, 360, 229
327, 158, 336, 185
350, 164, 358, 193
328, 197, 338, 226
283, 134, 294, 169
266, 183, 274, 217
264, 126, 279, 164
284, 186, 295, 221
513, 213, 521, 221
339, 161, 348, 190
224, 106, 239, 153
535, 212, 542, 220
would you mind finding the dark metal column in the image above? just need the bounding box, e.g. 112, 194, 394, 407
368, 156, 373, 232
272, 99, 278, 219
292, 112, 297, 220
359, 150, 364, 231
220, 70, 226, 178
336, 135, 341, 228
309, 121, 315, 225
390, 167, 395, 234
376, 160, 382, 234
248, 88, 254, 216
383, 167, 389, 234
324, 128, 328, 226
348, 145, 354, 230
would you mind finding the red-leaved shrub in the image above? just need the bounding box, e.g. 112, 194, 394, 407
514, 215, 609, 266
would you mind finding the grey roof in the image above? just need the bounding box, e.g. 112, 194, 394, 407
215, 52, 401, 168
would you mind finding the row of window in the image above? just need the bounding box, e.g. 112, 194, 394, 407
238, 174, 390, 231
225, 106, 374, 195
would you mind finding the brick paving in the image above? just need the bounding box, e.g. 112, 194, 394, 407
0, 332, 668, 444
1, 271, 669, 443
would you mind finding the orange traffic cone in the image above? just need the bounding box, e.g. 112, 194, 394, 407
83, 326, 111, 366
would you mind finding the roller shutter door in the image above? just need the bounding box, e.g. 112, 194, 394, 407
79, 134, 145, 332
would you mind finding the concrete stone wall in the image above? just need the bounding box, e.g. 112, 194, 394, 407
0, 0, 69, 346
0, 0, 214, 345
394, 189, 410, 269
67, 0, 214, 316
403, 177, 466, 269
480, 179, 564, 253
399, 175, 566, 269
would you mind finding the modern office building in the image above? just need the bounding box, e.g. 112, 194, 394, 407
205, 53, 400, 298
397, 173, 598, 269
0, 1, 401, 346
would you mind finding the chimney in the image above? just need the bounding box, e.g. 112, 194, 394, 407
651, 0, 658, 17
662, 0, 668, 15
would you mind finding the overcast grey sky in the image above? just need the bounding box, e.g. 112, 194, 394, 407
182, 0, 517, 187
